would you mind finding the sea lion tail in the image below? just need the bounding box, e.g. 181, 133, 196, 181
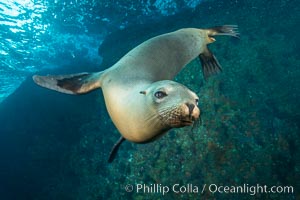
33, 71, 104, 94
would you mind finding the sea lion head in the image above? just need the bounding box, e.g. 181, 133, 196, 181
140, 80, 200, 129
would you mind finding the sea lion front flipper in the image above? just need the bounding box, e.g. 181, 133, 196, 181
33, 71, 104, 94
108, 136, 126, 163
199, 47, 222, 80
199, 25, 239, 80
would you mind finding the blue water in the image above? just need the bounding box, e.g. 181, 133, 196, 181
0, 0, 201, 102
0, 0, 299, 199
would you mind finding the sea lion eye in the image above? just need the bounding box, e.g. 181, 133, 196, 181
195, 99, 199, 105
154, 91, 167, 99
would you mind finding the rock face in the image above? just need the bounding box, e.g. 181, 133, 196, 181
1, 0, 300, 199
0, 63, 101, 199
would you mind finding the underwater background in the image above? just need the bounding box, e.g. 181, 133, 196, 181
0, 0, 299, 199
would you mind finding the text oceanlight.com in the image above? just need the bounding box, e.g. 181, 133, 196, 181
124, 183, 294, 196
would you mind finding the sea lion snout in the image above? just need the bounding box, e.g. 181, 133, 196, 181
186, 103, 195, 116
182, 102, 200, 123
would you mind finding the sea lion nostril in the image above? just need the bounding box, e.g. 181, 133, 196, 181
186, 103, 195, 115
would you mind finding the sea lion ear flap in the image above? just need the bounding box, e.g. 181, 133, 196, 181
139, 91, 147, 95
139, 84, 152, 95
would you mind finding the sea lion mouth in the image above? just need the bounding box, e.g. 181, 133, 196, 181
180, 119, 193, 126
158, 106, 198, 127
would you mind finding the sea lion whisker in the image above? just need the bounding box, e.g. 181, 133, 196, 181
191, 116, 202, 133
145, 112, 160, 124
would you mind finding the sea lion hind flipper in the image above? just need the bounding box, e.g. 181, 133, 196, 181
199, 47, 222, 80
207, 25, 240, 38
108, 136, 126, 163
33, 71, 103, 94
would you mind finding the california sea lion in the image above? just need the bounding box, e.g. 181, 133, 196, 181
33, 25, 239, 162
